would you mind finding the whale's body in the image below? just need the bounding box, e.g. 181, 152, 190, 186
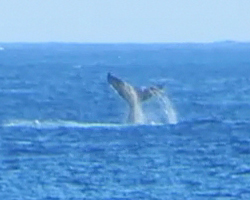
107, 73, 164, 124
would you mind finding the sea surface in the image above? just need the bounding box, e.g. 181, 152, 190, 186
0, 42, 250, 199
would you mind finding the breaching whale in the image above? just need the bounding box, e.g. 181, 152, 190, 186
107, 73, 164, 124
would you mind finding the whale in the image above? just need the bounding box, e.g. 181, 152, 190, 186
107, 73, 164, 124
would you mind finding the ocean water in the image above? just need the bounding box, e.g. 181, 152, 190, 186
0, 42, 250, 199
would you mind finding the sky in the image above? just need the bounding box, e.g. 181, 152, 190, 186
0, 0, 250, 43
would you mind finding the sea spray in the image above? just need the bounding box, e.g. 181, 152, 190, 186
154, 91, 178, 124
125, 86, 177, 125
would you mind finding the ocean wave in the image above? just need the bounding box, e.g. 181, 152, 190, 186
0, 89, 34, 94
3, 118, 250, 130
2, 119, 165, 129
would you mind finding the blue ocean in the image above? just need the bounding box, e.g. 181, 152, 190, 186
0, 43, 250, 199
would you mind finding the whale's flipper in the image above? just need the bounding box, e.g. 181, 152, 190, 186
107, 73, 164, 124
107, 73, 163, 105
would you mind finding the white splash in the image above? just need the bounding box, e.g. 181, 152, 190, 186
2, 119, 129, 129
154, 91, 178, 124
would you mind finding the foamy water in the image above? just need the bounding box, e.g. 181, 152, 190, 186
2, 119, 128, 129
2, 119, 164, 129
122, 84, 178, 125
154, 91, 178, 124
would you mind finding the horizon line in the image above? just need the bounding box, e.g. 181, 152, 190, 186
1, 40, 250, 45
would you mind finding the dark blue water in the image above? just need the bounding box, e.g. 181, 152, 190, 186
0, 43, 250, 199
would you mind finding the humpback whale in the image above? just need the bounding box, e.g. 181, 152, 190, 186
107, 73, 164, 124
